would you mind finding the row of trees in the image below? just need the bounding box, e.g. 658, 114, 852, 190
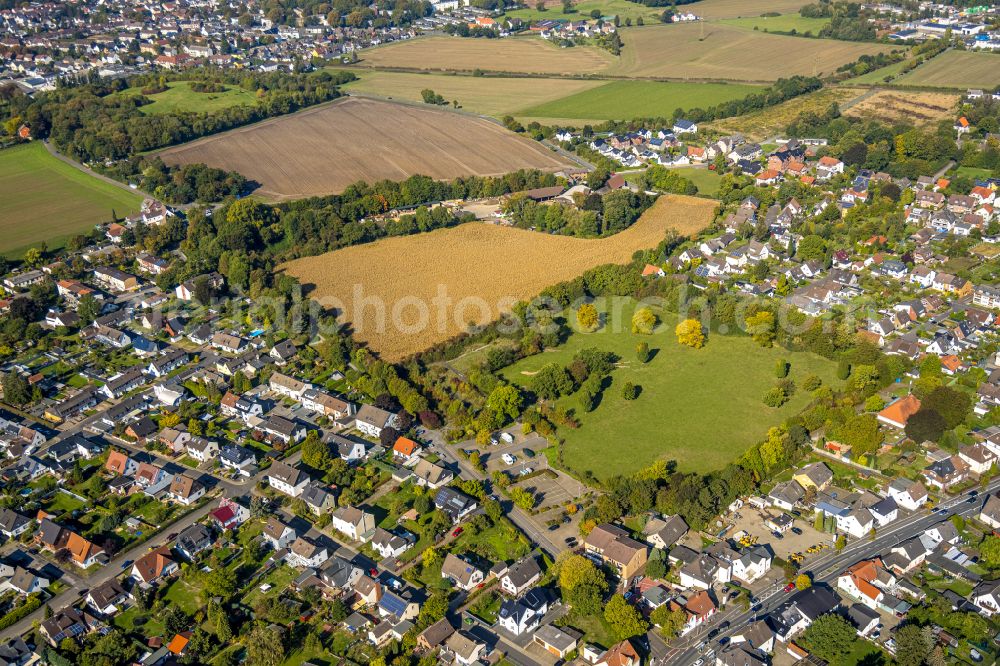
2, 69, 356, 164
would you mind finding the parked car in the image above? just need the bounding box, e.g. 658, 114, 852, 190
452, 527, 463, 537
791, 527, 802, 535
502, 453, 517, 466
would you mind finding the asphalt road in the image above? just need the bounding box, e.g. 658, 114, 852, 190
423, 431, 564, 558
664, 478, 1000, 665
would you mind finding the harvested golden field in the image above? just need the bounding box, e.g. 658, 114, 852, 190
893, 50, 1000, 89
708, 87, 861, 139
844, 90, 957, 127
358, 35, 614, 76
340, 70, 605, 117
281, 194, 716, 360
158, 97, 573, 200
694, 0, 811, 19
608, 24, 891, 81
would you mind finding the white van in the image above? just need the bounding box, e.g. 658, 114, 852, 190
502, 453, 517, 466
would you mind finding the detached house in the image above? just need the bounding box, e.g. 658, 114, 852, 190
355, 405, 398, 438
499, 556, 542, 596
267, 461, 310, 498
441, 554, 485, 591
331, 506, 375, 542
583, 524, 648, 580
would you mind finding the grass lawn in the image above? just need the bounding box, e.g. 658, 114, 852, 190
0, 142, 143, 258
179, 455, 201, 468
671, 166, 723, 196
955, 166, 996, 181
559, 610, 615, 647
242, 565, 297, 606
500, 299, 839, 479
469, 590, 503, 623
718, 13, 829, 35
503, 0, 662, 23
119, 81, 257, 115
45, 491, 88, 514
451, 521, 532, 562
518, 80, 764, 121
162, 576, 205, 615
843, 59, 909, 85
114, 606, 165, 637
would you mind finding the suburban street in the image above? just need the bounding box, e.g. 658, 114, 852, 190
664, 479, 1000, 665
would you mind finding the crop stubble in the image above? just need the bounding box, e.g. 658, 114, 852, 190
158, 97, 574, 199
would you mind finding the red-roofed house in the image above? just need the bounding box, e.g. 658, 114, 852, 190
877, 394, 921, 429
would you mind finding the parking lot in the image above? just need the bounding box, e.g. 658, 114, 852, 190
725, 505, 836, 566
462, 428, 590, 544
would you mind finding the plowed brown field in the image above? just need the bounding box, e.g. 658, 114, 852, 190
158, 97, 574, 199
281, 194, 717, 360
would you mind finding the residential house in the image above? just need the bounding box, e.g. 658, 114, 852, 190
286, 537, 330, 569
330, 506, 375, 542
131, 546, 178, 586
888, 478, 928, 512
583, 523, 648, 580
168, 475, 205, 506
262, 517, 296, 550
792, 462, 833, 491
86, 579, 129, 616
441, 554, 485, 591
266, 461, 310, 497
500, 556, 543, 596
877, 394, 921, 429
434, 487, 478, 523
355, 405, 398, 438
411, 459, 453, 489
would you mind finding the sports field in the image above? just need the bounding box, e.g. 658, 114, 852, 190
119, 81, 257, 115
607, 24, 890, 81
519, 80, 764, 119
0, 143, 143, 258
359, 35, 615, 75
158, 97, 573, 200
500, 300, 839, 477
281, 195, 716, 360
718, 13, 829, 34
341, 71, 606, 118
893, 50, 1000, 89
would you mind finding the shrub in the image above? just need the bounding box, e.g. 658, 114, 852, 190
763, 387, 788, 407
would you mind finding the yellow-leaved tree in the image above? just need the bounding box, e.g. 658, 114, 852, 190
675, 318, 705, 348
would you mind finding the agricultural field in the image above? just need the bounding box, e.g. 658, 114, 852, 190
0, 142, 143, 258
843, 90, 958, 128
693, 0, 811, 19
500, 300, 840, 478
340, 71, 606, 118
707, 86, 862, 139
358, 35, 614, 76
518, 80, 764, 120
893, 50, 1000, 89
118, 80, 257, 115
280, 195, 716, 360
158, 97, 573, 200
503, 0, 662, 23
718, 13, 829, 35
607, 24, 891, 82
